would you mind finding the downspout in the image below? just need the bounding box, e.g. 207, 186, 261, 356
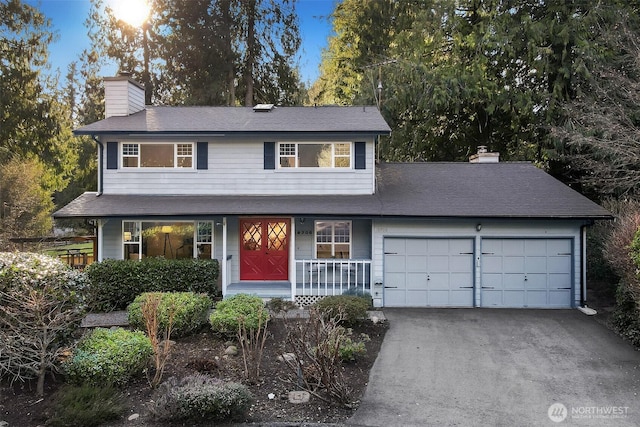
578, 222, 597, 315
91, 135, 103, 196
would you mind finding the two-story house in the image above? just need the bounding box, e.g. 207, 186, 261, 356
54, 75, 611, 308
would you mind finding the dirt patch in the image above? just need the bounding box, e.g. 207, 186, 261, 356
0, 316, 387, 426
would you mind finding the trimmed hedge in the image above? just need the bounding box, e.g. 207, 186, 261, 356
315, 295, 369, 326
65, 328, 153, 386
209, 294, 269, 337
128, 292, 212, 338
84, 258, 219, 311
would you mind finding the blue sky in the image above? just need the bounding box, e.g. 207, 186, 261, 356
26, 0, 335, 84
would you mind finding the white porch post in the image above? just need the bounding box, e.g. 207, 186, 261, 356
290, 217, 296, 302
221, 217, 228, 297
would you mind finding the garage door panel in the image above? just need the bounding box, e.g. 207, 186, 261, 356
386, 255, 406, 272
450, 255, 472, 272
503, 257, 525, 273
384, 238, 474, 307
503, 240, 525, 254
548, 257, 571, 273
428, 255, 450, 271
406, 273, 427, 289
405, 239, 427, 254
406, 290, 428, 305
526, 256, 547, 273
504, 273, 525, 289
384, 272, 406, 290
482, 256, 502, 273
407, 255, 427, 272
480, 238, 573, 308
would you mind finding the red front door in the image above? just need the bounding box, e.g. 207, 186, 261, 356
240, 218, 290, 281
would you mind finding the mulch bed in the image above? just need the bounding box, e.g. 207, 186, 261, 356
0, 315, 388, 427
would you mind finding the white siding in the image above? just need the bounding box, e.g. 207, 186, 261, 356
101, 137, 376, 195
104, 79, 145, 118
372, 219, 585, 308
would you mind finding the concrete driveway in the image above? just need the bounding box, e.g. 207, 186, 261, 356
348, 309, 640, 427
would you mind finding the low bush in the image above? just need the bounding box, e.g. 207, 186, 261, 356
209, 294, 269, 337
337, 329, 370, 362
150, 374, 253, 422
128, 292, 212, 338
315, 295, 369, 326
342, 287, 373, 307
84, 258, 220, 311
47, 384, 124, 427
65, 328, 153, 386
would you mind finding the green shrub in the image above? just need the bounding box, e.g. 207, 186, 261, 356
611, 283, 640, 347
150, 374, 253, 422
0, 252, 87, 396
315, 295, 369, 326
209, 294, 269, 337
337, 330, 370, 362
128, 292, 212, 338
47, 384, 124, 427
342, 287, 373, 307
65, 328, 153, 386
84, 258, 220, 311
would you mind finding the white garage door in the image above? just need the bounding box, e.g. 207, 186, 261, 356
384, 238, 474, 307
480, 238, 573, 308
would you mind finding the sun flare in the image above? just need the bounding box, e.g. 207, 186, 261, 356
109, 0, 150, 27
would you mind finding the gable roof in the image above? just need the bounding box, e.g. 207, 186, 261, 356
54, 162, 611, 220
74, 105, 392, 135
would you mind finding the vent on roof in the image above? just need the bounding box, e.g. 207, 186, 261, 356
253, 103, 274, 112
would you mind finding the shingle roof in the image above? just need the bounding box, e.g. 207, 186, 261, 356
74, 106, 392, 135
53, 162, 612, 220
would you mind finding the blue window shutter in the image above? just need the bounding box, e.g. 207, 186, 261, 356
354, 142, 366, 169
197, 142, 208, 170
264, 142, 276, 170
106, 142, 118, 169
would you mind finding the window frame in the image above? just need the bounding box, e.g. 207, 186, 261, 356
120, 142, 194, 169
122, 220, 214, 260
314, 220, 352, 259
277, 142, 352, 169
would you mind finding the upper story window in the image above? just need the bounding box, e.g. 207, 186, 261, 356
278, 142, 351, 168
122, 143, 193, 168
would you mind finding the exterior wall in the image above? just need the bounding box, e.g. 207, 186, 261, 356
104, 79, 145, 118
100, 135, 376, 196
371, 218, 586, 307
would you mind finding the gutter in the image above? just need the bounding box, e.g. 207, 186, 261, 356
91, 135, 103, 196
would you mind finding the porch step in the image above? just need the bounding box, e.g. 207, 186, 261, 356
226, 281, 292, 299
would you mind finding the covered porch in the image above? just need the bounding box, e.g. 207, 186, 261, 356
225, 258, 372, 305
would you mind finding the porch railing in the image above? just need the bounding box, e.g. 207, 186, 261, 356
295, 259, 371, 296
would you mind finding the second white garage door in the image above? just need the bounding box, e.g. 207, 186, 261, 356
480, 238, 573, 308
384, 238, 474, 307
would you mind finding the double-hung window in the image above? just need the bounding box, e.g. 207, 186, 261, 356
121, 143, 193, 168
278, 142, 351, 168
315, 220, 352, 259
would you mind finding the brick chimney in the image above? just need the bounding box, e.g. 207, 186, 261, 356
103, 73, 145, 118
469, 146, 499, 163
